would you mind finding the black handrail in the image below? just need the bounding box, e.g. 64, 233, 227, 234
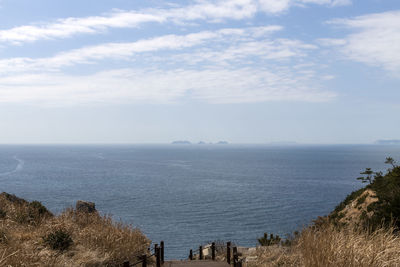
188, 241, 228, 262
123, 241, 163, 267
188, 241, 247, 266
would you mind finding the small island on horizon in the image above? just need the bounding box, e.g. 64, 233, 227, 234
171, 140, 230, 145
375, 139, 400, 145
171, 140, 192, 145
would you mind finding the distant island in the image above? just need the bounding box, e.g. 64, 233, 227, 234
216, 141, 229, 145
171, 140, 192, 145
172, 140, 229, 145
375, 140, 400, 145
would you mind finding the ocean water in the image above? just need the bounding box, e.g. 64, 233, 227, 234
1, 144, 400, 259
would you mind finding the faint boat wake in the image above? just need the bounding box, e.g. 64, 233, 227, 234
166, 160, 191, 169
0, 156, 24, 176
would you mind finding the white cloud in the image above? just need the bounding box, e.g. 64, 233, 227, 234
298, 0, 351, 7
258, 0, 291, 13
0, 24, 335, 105
0, 26, 335, 105
327, 10, 400, 74
317, 38, 346, 46
0, 26, 284, 73
160, 0, 258, 22
0, 68, 335, 105
0, 11, 164, 44
330, 0, 352, 7
173, 38, 316, 66
0, 0, 351, 44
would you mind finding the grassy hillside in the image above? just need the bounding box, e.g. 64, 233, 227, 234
251, 160, 400, 266
330, 164, 400, 229
250, 224, 400, 267
0, 193, 149, 266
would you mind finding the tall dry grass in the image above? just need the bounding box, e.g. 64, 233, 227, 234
0, 193, 150, 266
250, 224, 400, 267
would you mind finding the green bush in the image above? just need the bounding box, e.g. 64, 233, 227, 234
27, 201, 52, 225
29, 201, 49, 215
365, 166, 400, 229
43, 229, 73, 251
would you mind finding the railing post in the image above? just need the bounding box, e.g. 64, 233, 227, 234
189, 249, 193, 260
156, 246, 161, 267
227, 242, 231, 264
233, 247, 238, 267
160, 241, 164, 263
211, 242, 216, 260
199, 245, 203, 260
141, 255, 147, 267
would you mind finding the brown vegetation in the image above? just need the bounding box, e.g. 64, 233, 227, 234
249, 224, 400, 267
337, 189, 378, 225
0, 192, 150, 266
250, 165, 400, 266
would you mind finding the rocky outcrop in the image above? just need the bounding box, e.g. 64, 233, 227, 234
76, 200, 96, 213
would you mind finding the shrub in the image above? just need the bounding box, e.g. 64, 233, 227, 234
29, 201, 49, 215
0, 208, 6, 219
0, 229, 7, 243
43, 229, 73, 251
13, 207, 29, 224
362, 166, 400, 229
28, 200, 52, 225
258, 233, 281, 246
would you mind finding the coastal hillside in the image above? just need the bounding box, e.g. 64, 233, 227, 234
250, 160, 400, 267
329, 161, 400, 229
0, 193, 149, 266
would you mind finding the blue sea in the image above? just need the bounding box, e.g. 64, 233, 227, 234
1, 144, 400, 259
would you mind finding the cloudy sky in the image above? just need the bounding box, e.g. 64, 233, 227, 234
0, 0, 399, 144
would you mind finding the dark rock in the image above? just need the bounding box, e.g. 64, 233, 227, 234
76, 200, 96, 213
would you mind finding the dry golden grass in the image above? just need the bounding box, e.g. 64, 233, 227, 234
338, 189, 378, 225
249, 224, 400, 267
0, 193, 150, 266
249, 245, 301, 266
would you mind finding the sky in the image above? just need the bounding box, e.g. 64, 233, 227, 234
0, 0, 399, 144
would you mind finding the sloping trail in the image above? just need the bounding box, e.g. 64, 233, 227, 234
164, 260, 230, 267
